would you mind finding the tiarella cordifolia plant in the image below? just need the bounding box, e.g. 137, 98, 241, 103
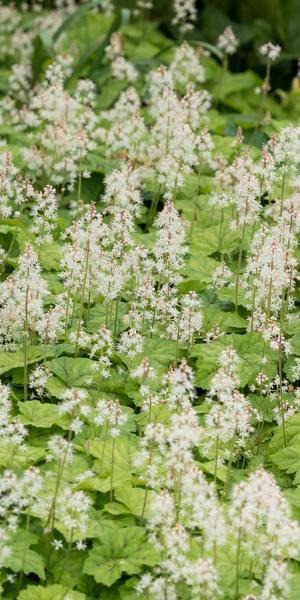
0, 245, 47, 350
229, 467, 300, 598
0, 4, 300, 600
30, 185, 58, 247
172, 0, 197, 34
204, 347, 259, 485
217, 26, 239, 59
20, 62, 101, 192
169, 42, 206, 90
0, 152, 35, 221
105, 33, 138, 82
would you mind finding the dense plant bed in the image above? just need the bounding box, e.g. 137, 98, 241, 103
0, 2, 300, 599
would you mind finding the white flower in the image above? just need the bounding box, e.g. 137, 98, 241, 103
172, 0, 197, 33
106, 33, 138, 82
103, 163, 142, 217
0, 244, 48, 349
170, 43, 205, 89
51, 539, 63, 551
94, 399, 128, 437
217, 26, 239, 55
75, 539, 87, 551
229, 467, 300, 562
117, 328, 144, 358
260, 42, 282, 62
29, 364, 50, 396
57, 488, 91, 534
30, 185, 58, 244
46, 435, 73, 464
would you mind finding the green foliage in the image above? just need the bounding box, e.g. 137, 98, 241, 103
83, 525, 159, 585
4, 533, 45, 579
191, 332, 277, 388
86, 437, 138, 492
0, 344, 72, 376
18, 401, 69, 429
18, 585, 85, 599
46, 356, 95, 388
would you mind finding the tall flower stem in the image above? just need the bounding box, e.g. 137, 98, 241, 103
141, 444, 154, 520
23, 270, 30, 402
46, 425, 73, 536
58, 530, 73, 583
147, 185, 161, 231
113, 298, 119, 339
17, 509, 31, 592
251, 58, 272, 143
279, 156, 287, 217
76, 157, 82, 216
45, 430, 72, 571
1, 206, 25, 273
234, 220, 246, 312
234, 528, 242, 599
75, 238, 90, 356
99, 423, 108, 475
224, 437, 235, 498
214, 434, 220, 482
218, 207, 224, 251
250, 287, 257, 331
278, 350, 287, 448
64, 286, 72, 341
1, 227, 18, 273
110, 437, 116, 502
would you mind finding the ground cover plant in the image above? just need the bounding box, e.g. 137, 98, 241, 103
1, 1, 300, 598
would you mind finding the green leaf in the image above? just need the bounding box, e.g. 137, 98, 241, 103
198, 40, 223, 61
291, 334, 300, 355
269, 414, 300, 454
5, 537, 45, 579
119, 337, 179, 374
31, 31, 55, 81
0, 441, 45, 467
284, 486, 300, 508
46, 356, 95, 388
45, 376, 68, 399
47, 549, 96, 593
18, 401, 68, 429
213, 70, 261, 99
190, 223, 241, 256
53, 0, 97, 42
216, 287, 249, 307
288, 575, 300, 600
86, 302, 128, 335
200, 460, 228, 482
85, 436, 138, 493
83, 525, 159, 586
202, 306, 247, 333
97, 79, 128, 110
39, 242, 62, 271
0, 344, 72, 376
87, 11, 124, 77
113, 484, 154, 518
191, 332, 277, 389
270, 446, 300, 473
18, 585, 85, 600
185, 255, 219, 285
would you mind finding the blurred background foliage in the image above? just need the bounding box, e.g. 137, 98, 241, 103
8, 0, 300, 89
192, 0, 300, 90
1, 0, 300, 150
